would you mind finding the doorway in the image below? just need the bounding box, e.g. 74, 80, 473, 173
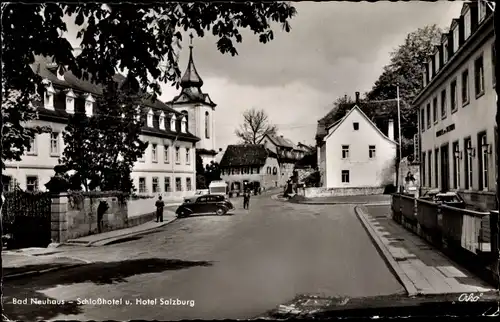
440, 144, 450, 191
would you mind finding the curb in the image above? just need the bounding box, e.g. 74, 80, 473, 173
354, 206, 419, 297
272, 194, 391, 206
63, 218, 177, 247
3, 262, 86, 281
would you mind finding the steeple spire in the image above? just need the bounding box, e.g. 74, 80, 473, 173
180, 33, 204, 88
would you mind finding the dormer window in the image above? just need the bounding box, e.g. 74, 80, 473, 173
44, 81, 55, 110
181, 116, 187, 133
443, 40, 448, 63
464, 9, 471, 40
65, 89, 76, 114
159, 112, 165, 130
479, 1, 487, 22
429, 59, 433, 79
435, 51, 440, 73
170, 114, 177, 132
453, 26, 459, 53
147, 109, 154, 127
85, 93, 95, 116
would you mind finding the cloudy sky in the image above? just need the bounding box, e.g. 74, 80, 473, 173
65, 1, 463, 149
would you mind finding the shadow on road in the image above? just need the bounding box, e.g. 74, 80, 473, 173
3, 258, 214, 321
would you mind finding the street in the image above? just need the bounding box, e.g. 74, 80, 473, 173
3, 193, 405, 320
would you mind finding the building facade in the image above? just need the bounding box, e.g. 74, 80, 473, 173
168, 44, 218, 167
260, 134, 306, 187
414, 1, 496, 210
219, 144, 280, 192
2, 55, 200, 201
316, 105, 397, 189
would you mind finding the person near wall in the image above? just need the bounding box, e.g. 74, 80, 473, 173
97, 200, 109, 233
155, 195, 165, 222
243, 189, 251, 210
404, 171, 418, 197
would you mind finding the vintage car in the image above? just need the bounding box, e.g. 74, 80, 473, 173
183, 189, 209, 203
176, 194, 234, 217
420, 189, 466, 209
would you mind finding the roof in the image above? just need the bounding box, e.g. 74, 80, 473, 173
180, 46, 204, 88
32, 55, 200, 142
316, 99, 398, 142
323, 105, 398, 145
219, 144, 274, 167
265, 134, 295, 149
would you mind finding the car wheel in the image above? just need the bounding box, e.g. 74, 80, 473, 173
178, 210, 188, 218
216, 207, 227, 216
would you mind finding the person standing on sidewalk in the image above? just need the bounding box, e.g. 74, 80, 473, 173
243, 189, 250, 210
155, 196, 165, 222
97, 200, 109, 233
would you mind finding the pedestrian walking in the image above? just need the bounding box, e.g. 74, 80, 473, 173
243, 189, 250, 210
155, 195, 165, 222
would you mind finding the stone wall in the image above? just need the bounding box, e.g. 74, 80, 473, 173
299, 186, 385, 198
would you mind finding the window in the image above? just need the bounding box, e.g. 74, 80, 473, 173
170, 115, 177, 132
428, 151, 432, 187
420, 108, 425, 132
175, 146, 180, 163
479, 1, 487, 22
152, 144, 158, 162
479, 133, 489, 190
422, 152, 426, 187
159, 113, 165, 130
85, 101, 93, 116
435, 51, 440, 72
205, 111, 210, 139
27, 134, 37, 155
175, 177, 182, 191
152, 177, 159, 193
186, 177, 192, 191
181, 117, 187, 133
429, 59, 434, 79
464, 138, 473, 189
462, 69, 470, 105
432, 97, 438, 123
164, 145, 169, 163
353, 122, 359, 130
44, 85, 55, 110
267, 167, 271, 174
2, 176, 17, 192
453, 27, 459, 53
26, 176, 38, 192
164, 177, 171, 192
443, 41, 448, 63
186, 148, 190, 165
272, 167, 277, 175
452, 142, 460, 189
256, 167, 260, 174
341, 170, 350, 183
493, 43, 496, 86
139, 177, 146, 193
450, 79, 458, 112
434, 148, 439, 188
440, 89, 447, 119
147, 110, 154, 127
369, 145, 376, 159
464, 9, 471, 40
426, 103, 431, 129
341, 145, 349, 159
474, 55, 485, 96
50, 132, 60, 156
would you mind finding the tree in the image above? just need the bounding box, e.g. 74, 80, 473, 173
235, 108, 278, 144
366, 24, 443, 157
204, 161, 222, 187
195, 152, 207, 189
1, 2, 297, 173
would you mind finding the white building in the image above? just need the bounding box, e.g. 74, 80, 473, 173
316, 102, 397, 189
2, 55, 202, 201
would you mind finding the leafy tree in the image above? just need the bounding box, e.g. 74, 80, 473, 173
366, 24, 443, 157
195, 152, 207, 189
204, 161, 222, 187
1, 2, 297, 174
235, 108, 278, 144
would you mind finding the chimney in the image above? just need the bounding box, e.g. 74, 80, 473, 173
388, 119, 395, 141
355, 92, 360, 104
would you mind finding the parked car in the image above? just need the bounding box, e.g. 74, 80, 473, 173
176, 194, 234, 217
420, 190, 466, 208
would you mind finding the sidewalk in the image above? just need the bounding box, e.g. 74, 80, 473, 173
64, 210, 177, 247
355, 205, 495, 296
284, 194, 391, 205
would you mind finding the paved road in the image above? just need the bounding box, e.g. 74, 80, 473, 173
3, 193, 405, 321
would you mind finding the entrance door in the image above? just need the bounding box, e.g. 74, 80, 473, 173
441, 144, 450, 191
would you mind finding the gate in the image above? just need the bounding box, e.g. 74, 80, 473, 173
2, 190, 53, 249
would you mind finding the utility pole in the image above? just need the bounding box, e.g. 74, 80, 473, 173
397, 85, 403, 193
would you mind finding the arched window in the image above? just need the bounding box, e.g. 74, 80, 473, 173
273, 167, 277, 175
267, 166, 271, 174
170, 114, 177, 132
205, 111, 210, 139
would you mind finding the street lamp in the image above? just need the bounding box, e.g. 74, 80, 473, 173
454, 149, 462, 160
466, 146, 475, 158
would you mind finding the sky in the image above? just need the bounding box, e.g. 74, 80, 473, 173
64, 1, 464, 150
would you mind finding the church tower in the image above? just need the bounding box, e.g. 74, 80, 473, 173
169, 34, 217, 167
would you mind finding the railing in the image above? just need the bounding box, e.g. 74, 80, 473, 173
400, 194, 417, 224
440, 205, 490, 254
